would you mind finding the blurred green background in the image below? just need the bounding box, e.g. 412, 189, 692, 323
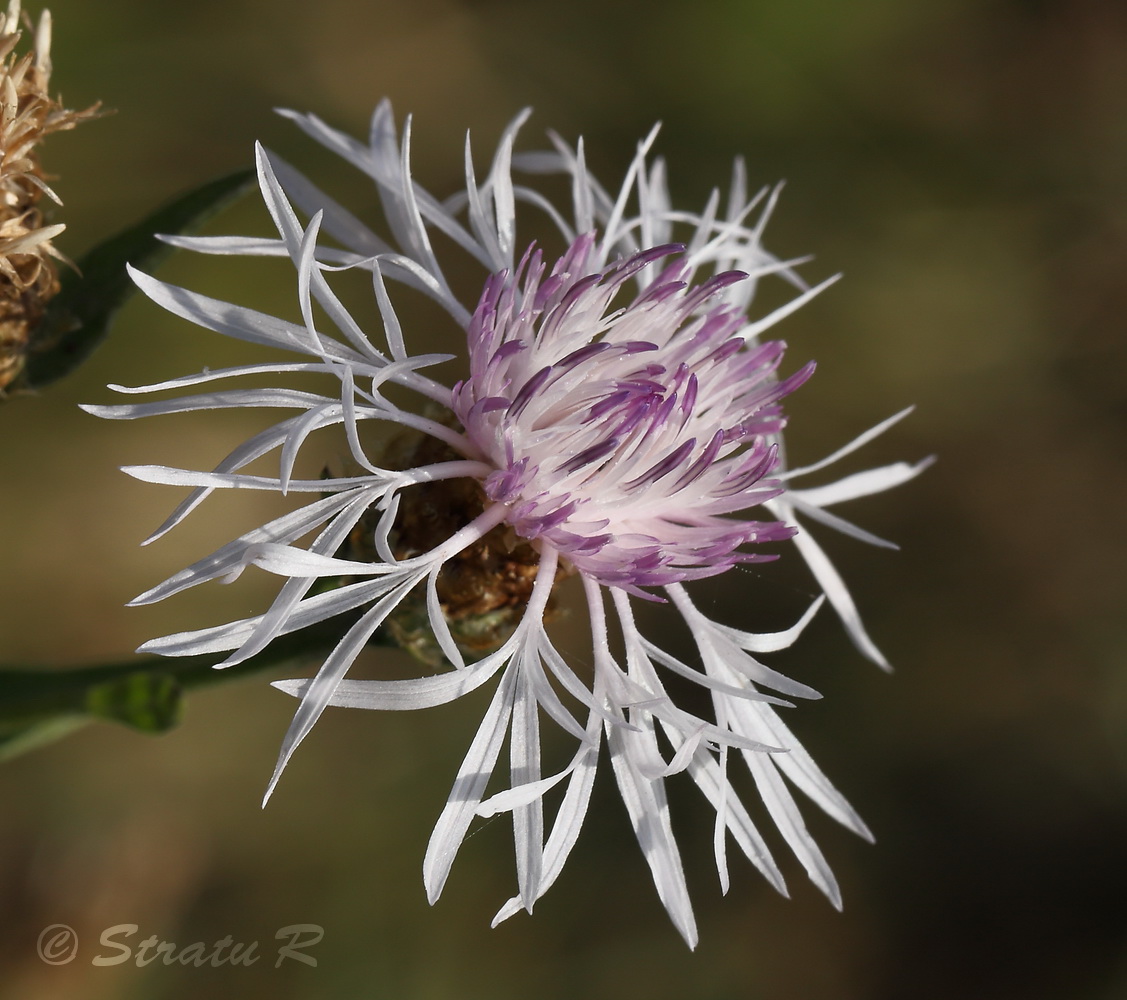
2, 0, 1126, 997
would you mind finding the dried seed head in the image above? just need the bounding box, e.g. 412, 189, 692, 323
0, 2, 100, 392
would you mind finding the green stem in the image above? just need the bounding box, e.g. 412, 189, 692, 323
0, 614, 372, 760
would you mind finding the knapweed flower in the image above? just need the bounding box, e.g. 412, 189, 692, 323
0, 0, 98, 392
88, 101, 927, 946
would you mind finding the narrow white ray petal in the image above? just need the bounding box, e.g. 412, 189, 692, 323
490, 742, 599, 925
279, 401, 337, 494
788, 496, 900, 550
272, 652, 508, 711
137, 413, 319, 544
751, 181, 785, 247
656, 587, 823, 697
745, 706, 872, 840
423, 662, 519, 903
790, 456, 935, 507
600, 122, 661, 260
571, 136, 594, 236
236, 543, 413, 579
396, 116, 446, 288
488, 107, 532, 266
769, 504, 890, 670
538, 631, 638, 732
335, 366, 378, 476
96, 361, 342, 394
489, 702, 601, 925
258, 147, 389, 366
660, 721, 788, 894
265, 150, 391, 256
425, 563, 465, 670
606, 716, 698, 949
129, 489, 367, 605
522, 643, 589, 743
509, 150, 564, 173
740, 274, 841, 340
128, 266, 366, 363
476, 737, 589, 817
278, 106, 376, 181
139, 575, 409, 656
463, 130, 504, 269
511, 184, 576, 244
157, 234, 296, 256
295, 209, 329, 352
635, 156, 662, 250
651, 726, 705, 778
263, 573, 423, 805
371, 491, 401, 565
121, 466, 394, 492
586, 576, 697, 947
327, 249, 473, 324
614, 605, 801, 760
370, 259, 408, 362
686, 187, 720, 259
179, 238, 443, 301
510, 655, 543, 908
714, 745, 731, 894
329, 102, 495, 268
706, 594, 826, 654
86, 387, 337, 419
640, 635, 810, 704
218, 494, 384, 667
782, 407, 916, 480
703, 636, 870, 874
742, 747, 842, 909
419, 544, 565, 899
132, 403, 457, 552
727, 157, 748, 227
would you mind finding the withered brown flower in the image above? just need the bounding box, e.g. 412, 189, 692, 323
0, 0, 99, 393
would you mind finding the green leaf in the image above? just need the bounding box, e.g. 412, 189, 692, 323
85, 671, 182, 732
22, 168, 257, 389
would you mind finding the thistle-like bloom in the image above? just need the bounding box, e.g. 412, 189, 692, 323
0, 0, 99, 391
88, 102, 927, 946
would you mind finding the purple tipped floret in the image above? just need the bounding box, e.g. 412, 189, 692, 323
453, 235, 814, 590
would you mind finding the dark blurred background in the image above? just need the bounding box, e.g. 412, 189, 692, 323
1, 0, 1126, 997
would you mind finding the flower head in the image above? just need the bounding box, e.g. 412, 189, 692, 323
0, 0, 99, 391
88, 101, 928, 946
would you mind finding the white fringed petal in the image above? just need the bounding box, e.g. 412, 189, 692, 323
128, 489, 370, 605
264, 573, 425, 804
606, 713, 698, 949
791, 457, 935, 508
782, 406, 917, 480
423, 662, 519, 903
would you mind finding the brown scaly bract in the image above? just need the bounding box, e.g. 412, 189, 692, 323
0, 0, 99, 393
